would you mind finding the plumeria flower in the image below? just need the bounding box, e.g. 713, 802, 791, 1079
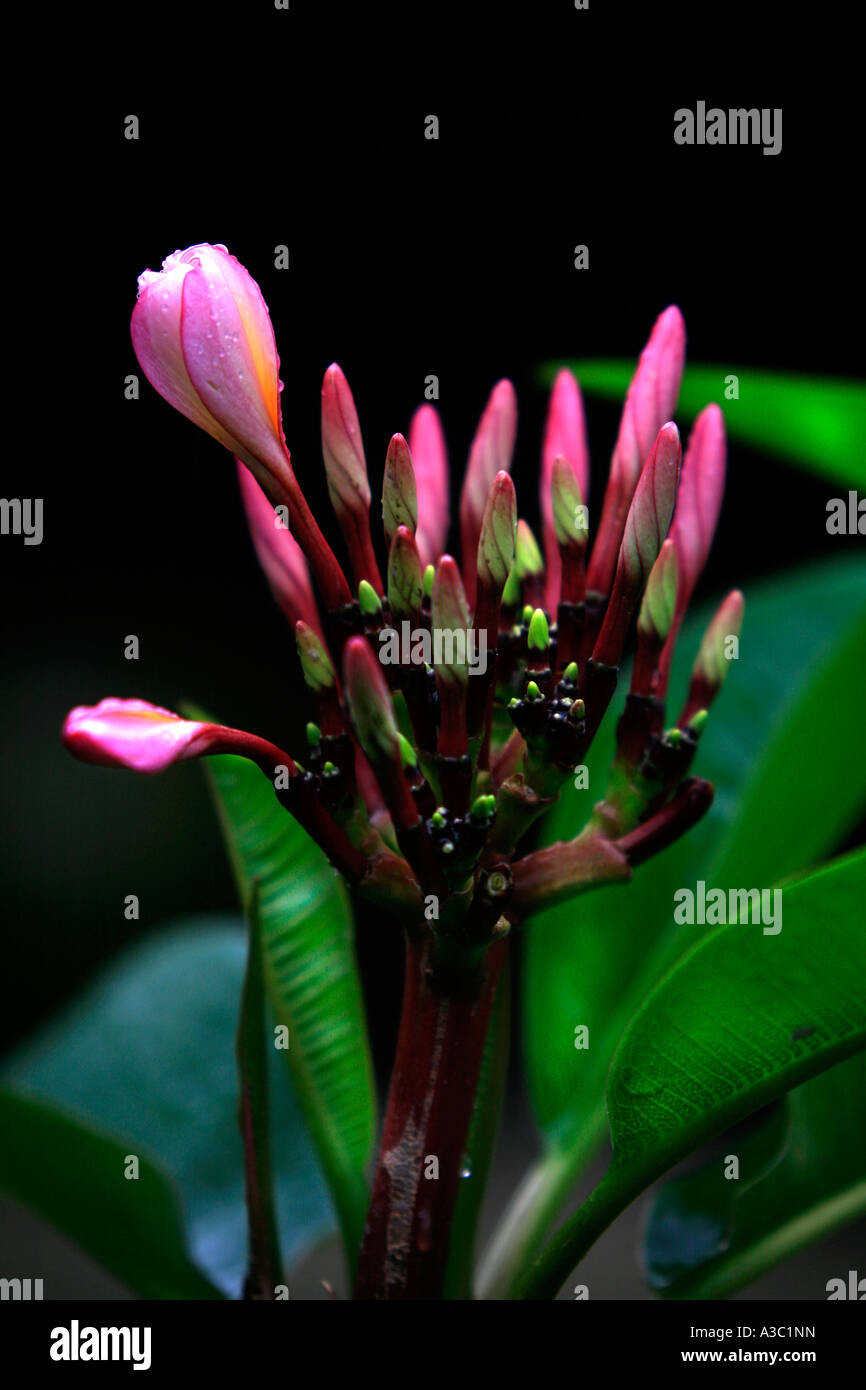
64, 245, 744, 1300
70, 247, 742, 920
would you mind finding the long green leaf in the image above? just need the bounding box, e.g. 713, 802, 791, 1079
199, 750, 376, 1271
644, 1051, 866, 1299
516, 848, 866, 1299
540, 361, 866, 489
0, 1088, 222, 1299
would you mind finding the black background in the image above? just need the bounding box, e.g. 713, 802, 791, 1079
1, 1, 862, 1298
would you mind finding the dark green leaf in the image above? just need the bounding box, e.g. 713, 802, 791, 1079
525, 557, 866, 1151
2, 919, 333, 1296
518, 848, 866, 1299
644, 1051, 866, 1299
0, 1087, 221, 1299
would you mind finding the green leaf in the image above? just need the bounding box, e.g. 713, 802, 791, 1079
540, 361, 866, 489
517, 848, 866, 1299
0, 1087, 222, 1299
644, 1051, 866, 1299
198, 749, 376, 1272
525, 556, 866, 1153
2, 919, 334, 1296
481, 557, 866, 1298
236, 881, 284, 1298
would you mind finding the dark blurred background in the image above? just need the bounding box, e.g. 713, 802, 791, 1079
1, 3, 861, 1295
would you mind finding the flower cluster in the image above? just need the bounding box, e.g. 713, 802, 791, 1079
64, 244, 742, 957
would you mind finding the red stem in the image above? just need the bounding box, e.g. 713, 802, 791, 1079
354, 932, 507, 1300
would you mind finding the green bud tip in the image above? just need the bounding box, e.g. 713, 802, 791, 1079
470, 793, 497, 821
397, 733, 418, 769
526, 680, 542, 702
423, 565, 435, 598
431, 809, 447, 828
527, 608, 550, 652
322, 760, 337, 774
508, 696, 521, 709
358, 579, 382, 616
522, 604, 534, 624
564, 661, 579, 684
665, 728, 682, 747
688, 709, 709, 736
568, 698, 585, 722
305, 722, 321, 747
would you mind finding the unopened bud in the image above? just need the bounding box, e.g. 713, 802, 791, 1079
387, 525, 423, 620
295, 621, 336, 693
637, 538, 679, 645
515, 519, 544, 581
358, 579, 382, 617
477, 470, 518, 593
382, 433, 418, 549
527, 608, 550, 653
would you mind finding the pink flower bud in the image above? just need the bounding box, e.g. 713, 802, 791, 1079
237, 463, 324, 640
321, 364, 382, 591
382, 433, 419, 549
61, 698, 283, 775
132, 243, 291, 495
431, 556, 472, 688
586, 307, 685, 598
541, 369, 589, 609
656, 405, 727, 690
593, 422, 681, 668
679, 588, 745, 726
408, 404, 449, 568
477, 471, 518, 595
460, 380, 517, 605
133, 244, 351, 610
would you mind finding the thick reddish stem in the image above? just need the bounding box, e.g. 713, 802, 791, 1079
354, 932, 507, 1300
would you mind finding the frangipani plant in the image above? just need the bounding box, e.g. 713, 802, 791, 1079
45, 244, 866, 1301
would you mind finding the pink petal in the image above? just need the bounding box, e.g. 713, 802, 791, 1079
321, 363, 371, 517
671, 404, 726, 606
237, 463, 324, 638
62, 698, 212, 773
409, 404, 450, 567
131, 246, 243, 453
177, 246, 291, 487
